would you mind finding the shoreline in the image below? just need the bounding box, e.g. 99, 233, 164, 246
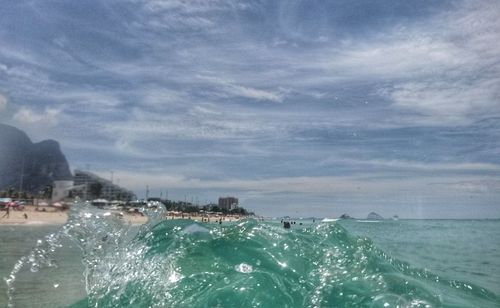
0, 206, 242, 226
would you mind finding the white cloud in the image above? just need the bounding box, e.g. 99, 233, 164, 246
328, 157, 500, 172
189, 104, 222, 116
431, 179, 500, 194
101, 169, 500, 199
387, 78, 500, 125
266, 0, 500, 125
13, 106, 62, 126
196, 75, 286, 102
132, 0, 252, 32
345, 1, 500, 125
0, 94, 7, 112
51, 90, 123, 108
137, 88, 188, 107
227, 84, 285, 102
102, 107, 276, 143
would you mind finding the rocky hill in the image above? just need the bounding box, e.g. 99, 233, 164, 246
0, 123, 72, 193
367, 212, 384, 220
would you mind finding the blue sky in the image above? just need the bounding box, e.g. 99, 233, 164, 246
1, 0, 499, 218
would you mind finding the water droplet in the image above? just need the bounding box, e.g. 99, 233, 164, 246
168, 272, 183, 283
235, 263, 253, 273
370, 294, 407, 308
30, 263, 40, 273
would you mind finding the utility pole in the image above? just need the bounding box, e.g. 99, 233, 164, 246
146, 185, 149, 201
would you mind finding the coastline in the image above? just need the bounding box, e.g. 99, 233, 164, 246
0, 206, 241, 226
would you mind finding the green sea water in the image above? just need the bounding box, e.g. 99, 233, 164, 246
1, 207, 499, 307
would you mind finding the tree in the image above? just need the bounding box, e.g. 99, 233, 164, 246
42, 185, 53, 199
211, 205, 222, 212
89, 183, 103, 199
230, 207, 253, 216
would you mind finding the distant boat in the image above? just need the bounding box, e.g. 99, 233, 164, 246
321, 218, 338, 223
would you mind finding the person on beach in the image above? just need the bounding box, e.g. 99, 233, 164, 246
2, 204, 9, 218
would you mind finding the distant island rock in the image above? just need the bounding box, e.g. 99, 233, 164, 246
0, 123, 72, 193
367, 212, 384, 220
339, 213, 354, 219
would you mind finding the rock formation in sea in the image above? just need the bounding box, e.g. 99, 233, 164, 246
0, 123, 72, 194
367, 212, 384, 220
339, 213, 354, 219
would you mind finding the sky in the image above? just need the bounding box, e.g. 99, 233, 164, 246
0, 0, 499, 218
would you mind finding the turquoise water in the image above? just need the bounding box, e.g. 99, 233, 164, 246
1, 207, 499, 307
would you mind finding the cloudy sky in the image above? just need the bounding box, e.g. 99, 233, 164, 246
1, 0, 499, 218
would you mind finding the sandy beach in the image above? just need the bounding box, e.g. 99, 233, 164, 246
0, 206, 68, 225
0, 205, 241, 226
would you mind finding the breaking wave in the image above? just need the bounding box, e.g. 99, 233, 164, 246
6, 203, 500, 307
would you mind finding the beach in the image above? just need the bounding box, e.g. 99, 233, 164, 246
0, 205, 241, 226
0, 206, 68, 225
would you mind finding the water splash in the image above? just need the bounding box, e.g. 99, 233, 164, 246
5, 205, 500, 307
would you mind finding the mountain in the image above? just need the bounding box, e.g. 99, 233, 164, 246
367, 212, 384, 220
0, 123, 72, 193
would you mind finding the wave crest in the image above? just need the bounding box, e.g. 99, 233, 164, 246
6, 204, 500, 307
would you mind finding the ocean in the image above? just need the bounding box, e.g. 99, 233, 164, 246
1, 206, 499, 307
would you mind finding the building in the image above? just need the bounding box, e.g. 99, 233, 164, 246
218, 196, 238, 210
72, 169, 136, 201
51, 180, 74, 202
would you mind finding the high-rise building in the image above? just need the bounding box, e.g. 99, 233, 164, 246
218, 196, 238, 210
51, 180, 74, 202
72, 169, 136, 201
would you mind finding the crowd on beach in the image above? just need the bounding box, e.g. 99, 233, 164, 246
0, 200, 246, 226
1, 201, 312, 230
0, 201, 68, 225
